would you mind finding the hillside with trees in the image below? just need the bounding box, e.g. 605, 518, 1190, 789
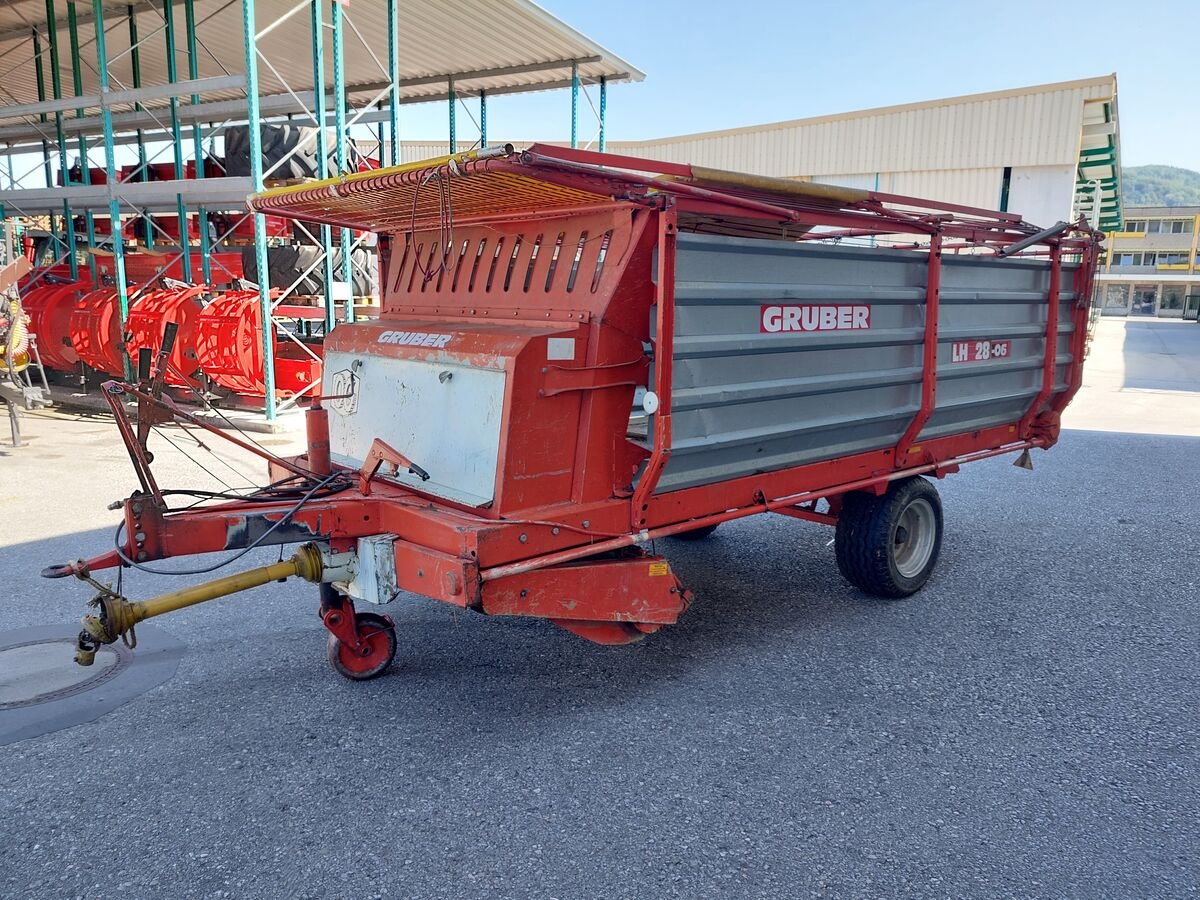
1121, 166, 1200, 207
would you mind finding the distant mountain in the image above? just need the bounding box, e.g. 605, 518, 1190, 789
1121, 165, 1200, 208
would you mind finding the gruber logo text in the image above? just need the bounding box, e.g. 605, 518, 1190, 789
761, 304, 871, 333
377, 330, 453, 348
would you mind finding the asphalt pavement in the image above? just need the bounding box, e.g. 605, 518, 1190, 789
1, 318, 1198, 899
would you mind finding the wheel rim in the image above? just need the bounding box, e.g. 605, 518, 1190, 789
327, 613, 396, 680
892, 497, 936, 579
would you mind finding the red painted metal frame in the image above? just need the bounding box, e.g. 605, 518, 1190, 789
1017, 243, 1064, 436
896, 233, 943, 463
630, 204, 677, 529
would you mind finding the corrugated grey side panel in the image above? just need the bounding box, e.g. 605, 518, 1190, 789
652, 235, 926, 492
648, 233, 1073, 494
918, 256, 1078, 440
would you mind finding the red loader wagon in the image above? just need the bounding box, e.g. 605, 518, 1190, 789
46, 145, 1101, 681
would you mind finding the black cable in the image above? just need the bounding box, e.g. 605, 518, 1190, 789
156, 473, 353, 509
161, 359, 296, 470
151, 424, 237, 493
112, 472, 345, 576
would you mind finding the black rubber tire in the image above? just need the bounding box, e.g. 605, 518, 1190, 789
672, 523, 720, 541
224, 124, 321, 180
241, 245, 376, 298
834, 476, 943, 598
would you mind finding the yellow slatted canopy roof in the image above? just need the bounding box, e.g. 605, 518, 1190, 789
249, 146, 619, 232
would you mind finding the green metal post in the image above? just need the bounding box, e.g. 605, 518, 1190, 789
311, 0, 335, 333
184, 0, 211, 284
598, 76, 607, 152
331, 0, 352, 322
387, 0, 400, 167
479, 90, 487, 149
2, 154, 11, 265
92, 0, 132, 378
68, 1, 98, 284
32, 28, 61, 256
448, 77, 456, 153
570, 61, 578, 149
45, 0, 79, 279
128, 5, 153, 248
32, 30, 54, 191
3, 152, 11, 265
241, 0, 277, 417
163, 0, 191, 280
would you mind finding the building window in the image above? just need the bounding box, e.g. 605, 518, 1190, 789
1162, 284, 1186, 311
1164, 219, 1194, 234
1147, 220, 1161, 233
1125, 219, 1147, 233
1103, 284, 1129, 309
1114, 252, 1169, 265
1131, 284, 1158, 315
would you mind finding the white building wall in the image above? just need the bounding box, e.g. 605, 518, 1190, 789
606, 77, 1111, 178
884, 169, 1007, 212
1005, 165, 1077, 228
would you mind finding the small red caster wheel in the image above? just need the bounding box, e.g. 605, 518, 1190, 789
326, 612, 396, 681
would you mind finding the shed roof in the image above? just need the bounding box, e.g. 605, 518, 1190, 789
0, 0, 642, 137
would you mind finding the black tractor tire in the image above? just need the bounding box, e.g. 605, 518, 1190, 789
241, 246, 375, 298
834, 476, 943, 598
224, 124, 322, 181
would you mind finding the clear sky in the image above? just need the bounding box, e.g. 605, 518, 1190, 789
398, 0, 1199, 172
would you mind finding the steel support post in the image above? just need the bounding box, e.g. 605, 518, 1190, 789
570, 61, 579, 149
163, 0, 191, 280
92, 0, 132, 378
386, 0, 400, 166
68, 1, 98, 284
311, 0, 335, 332
598, 76, 607, 152
184, 0, 211, 283
479, 90, 487, 149
447, 77, 457, 153
32, 30, 54, 191
241, 0, 277, 417
45, 0, 79, 278
128, 5, 153, 248
31, 29, 62, 255
331, 0, 353, 323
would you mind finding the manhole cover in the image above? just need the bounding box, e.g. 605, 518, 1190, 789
0, 640, 129, 709
0, 624, 183, 746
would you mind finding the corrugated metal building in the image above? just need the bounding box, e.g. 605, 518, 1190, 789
609, 75, 1121, 231
398, 75, 1120, 233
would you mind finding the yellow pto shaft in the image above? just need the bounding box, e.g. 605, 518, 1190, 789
75, 543, 325, 665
